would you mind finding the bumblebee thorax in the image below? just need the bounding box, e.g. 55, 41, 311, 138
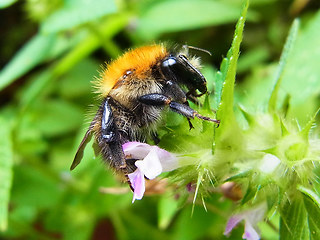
96, 44, 169, 98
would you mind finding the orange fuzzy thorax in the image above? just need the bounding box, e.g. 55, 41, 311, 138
96, 44, 169, 97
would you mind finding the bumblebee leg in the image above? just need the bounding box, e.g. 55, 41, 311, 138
183, 100, 194, 130
162, 80, 194, 129
169, 101, 220, 123
138, 93, 220, 124
99, 98, 135, 190
186, 90, 202, 105
98, 136, 134, 190
187, 118, 194, 130
139, 93, 171, 106
101, 98, 117, 142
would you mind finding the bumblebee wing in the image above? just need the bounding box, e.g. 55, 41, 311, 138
70, 127, 93, 170
92, 140, 101, 157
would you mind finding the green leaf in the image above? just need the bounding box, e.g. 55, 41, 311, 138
298, 186, 320, 209
17, 15, 128, 114
214, 1, 248, 150
280, 11, 320, 124
18, 70, 54, 112
32, 99, 84, 137
52, 14, 129, 76
0, 118, 13, 231
41, 0, 117, 33
58, 58, 98, 99
298, 186, 320, 240
136, 0, 253, 39
0, 33, 55, 91
280, 197, 309, 240
0, 29, 89, 92
268, 19, 299, 113
0, 0, 17, 8
11, 165, 61, 209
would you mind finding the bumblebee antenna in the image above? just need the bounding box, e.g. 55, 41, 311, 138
182, 45, 212, 56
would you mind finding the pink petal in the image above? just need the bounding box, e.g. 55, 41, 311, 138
155, 147, 172, 159
122, 141, 146, 151
225, 204, 265, 239
143, 145, 178, 172
122, 142, 152, 159
224, 215, 244, 235
158, 153, 178, 172
128, 169, 145, 203
243, 221, 260, 240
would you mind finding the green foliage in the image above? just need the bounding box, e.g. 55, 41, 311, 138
1, 0, 320, 239
0, 0, 17, 9
299, 186, 320, 240
268, 19, 299, 113
41, 0, 117, 33
280, 10, 320, 125
0, 118, 13, 231
280, 196, 308, 240
0, 33, 55, 91
136, 0, 249, 40
214, 1, 247, 151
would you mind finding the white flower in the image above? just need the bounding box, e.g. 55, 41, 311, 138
122, 142, 178, 203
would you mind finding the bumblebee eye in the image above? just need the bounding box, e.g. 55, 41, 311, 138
161, 57, 177, 69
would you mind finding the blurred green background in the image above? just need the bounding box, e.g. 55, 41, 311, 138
0, 0, 320, 239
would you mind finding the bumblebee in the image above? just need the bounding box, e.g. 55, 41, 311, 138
70, 44, 219, 186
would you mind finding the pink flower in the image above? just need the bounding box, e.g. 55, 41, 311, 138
224, 204, 266, 240
122, 142, 178, 203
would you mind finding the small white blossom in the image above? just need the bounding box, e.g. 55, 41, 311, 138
122, 142, 178, 203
